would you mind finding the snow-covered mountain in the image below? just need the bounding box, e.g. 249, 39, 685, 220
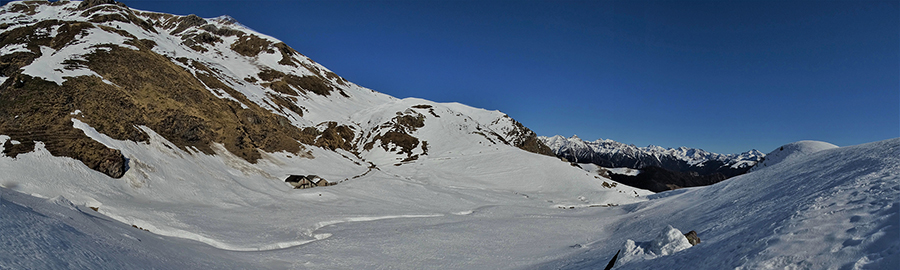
541, 135, 765, 177
0, 0, 647, 266
749, 140, 838, 172
1, 1, 897, 269
0, 0, 553, 179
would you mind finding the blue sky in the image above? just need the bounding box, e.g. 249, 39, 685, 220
118, 0, 897, 154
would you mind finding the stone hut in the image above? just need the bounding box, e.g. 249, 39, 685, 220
285, 175, 334, 189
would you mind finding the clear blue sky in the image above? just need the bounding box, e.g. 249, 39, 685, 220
110, 1, 900, 153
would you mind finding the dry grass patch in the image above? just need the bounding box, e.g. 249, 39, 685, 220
314, 122, 355, 151
80, 3, 157, 33
165, 14, 206, 35
395, 113, 425, 131
365, 131, 419, 156
266, 93, 305, 117
0, 75, 130, 178
257, 69, 336, 97
231, 34, 273, 57
81, 47, 307, 162
8, 2, 39, 15
0, 42, 307, 178
501, 116, 553, 156
0, 20, 96, 52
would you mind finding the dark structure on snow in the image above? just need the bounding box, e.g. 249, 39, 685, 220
285, 175, 334, 189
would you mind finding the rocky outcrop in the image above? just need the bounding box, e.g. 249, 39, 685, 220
97, 148, 126, 178
490, 115, 553, 156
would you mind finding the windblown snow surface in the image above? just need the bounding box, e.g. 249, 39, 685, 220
2, 137, 897, 269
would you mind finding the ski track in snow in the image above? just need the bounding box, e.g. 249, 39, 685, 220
149, 213, 447, 252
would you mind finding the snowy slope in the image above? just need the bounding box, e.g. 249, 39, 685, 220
4, 138, 896, 269
0, 187, 269, 269
539, 138, 899, 270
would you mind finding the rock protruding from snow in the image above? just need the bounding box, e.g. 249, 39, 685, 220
683, 230, 700, 246
749, 140, 838, 172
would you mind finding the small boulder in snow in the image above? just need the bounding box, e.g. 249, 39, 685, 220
98, 148, 127, 178
684, 230, 700, 246
621, 225, 694, 264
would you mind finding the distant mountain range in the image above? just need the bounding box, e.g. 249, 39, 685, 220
540, 135, 765, 191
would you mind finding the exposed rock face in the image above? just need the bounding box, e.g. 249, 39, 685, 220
97, 148, 126, 178
489, 115, 553, 156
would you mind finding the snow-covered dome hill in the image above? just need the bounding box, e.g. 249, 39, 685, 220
749, 140, 839, 172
